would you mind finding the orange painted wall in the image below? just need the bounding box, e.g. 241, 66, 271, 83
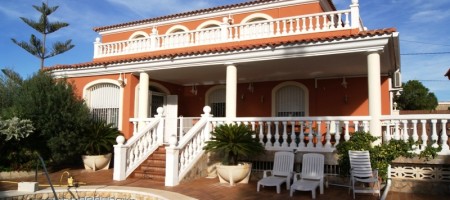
176, 76, 391, 118
68, 74, 391, 138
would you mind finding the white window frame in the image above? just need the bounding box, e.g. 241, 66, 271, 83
271, 81, 309, 117
83, 79, 124, 130
205, 85, 226, 117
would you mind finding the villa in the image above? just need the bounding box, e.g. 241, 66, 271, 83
47, 0, 450, 195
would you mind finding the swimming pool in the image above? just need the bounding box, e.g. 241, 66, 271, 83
0, 185, 197, 200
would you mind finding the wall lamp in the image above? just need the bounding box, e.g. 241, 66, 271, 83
117, 73, 127, 87
341, 77, 348, 89
248, 82, 254, 93
191, 84, 198, 95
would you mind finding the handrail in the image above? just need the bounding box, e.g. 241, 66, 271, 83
35, 152, 58, 200
113, 107, 165, 181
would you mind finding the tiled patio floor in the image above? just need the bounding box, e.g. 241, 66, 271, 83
0, 168, 446, 200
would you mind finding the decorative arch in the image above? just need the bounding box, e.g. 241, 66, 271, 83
128, 31, 149, 40
205, 85, 226, 117
166, 25, 189, 34
83, 79, 124, 130
241, 13, 273, 24
133, 81, 171, 118
196, 20, 222, 30
271, 81, 309, 117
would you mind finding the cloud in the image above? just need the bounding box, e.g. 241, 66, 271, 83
104, 0, 214, 18
0, 6, 23, 19
410, 9, 450, 23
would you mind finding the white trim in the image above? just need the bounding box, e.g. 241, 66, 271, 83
271, 81, 309, 117
196, 20, 221, 30
129, 31, 149, 39
83, 79, 124, 131
52, 35, 394, 79
240, 13, 273, 23
165, 25, 189, 34
97, 0, 321, 35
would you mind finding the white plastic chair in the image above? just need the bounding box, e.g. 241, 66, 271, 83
349, 150, 380, 199
257, 151, 295, 193
290, 153, 324, 199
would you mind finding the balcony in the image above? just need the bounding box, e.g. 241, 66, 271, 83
94, 8, 362, 59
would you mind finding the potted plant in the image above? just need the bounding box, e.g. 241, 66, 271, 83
81, 120, 122, 171
203, 123, 265, 185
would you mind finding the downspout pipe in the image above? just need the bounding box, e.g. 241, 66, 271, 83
381, 164, 392, 200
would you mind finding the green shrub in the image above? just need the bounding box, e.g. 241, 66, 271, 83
336, 131, 441, 181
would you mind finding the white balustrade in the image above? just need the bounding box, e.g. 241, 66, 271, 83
114, 108, 165, 181
118, 104, 450, 185
94, 9, 355, 58
381, 115, 450, 155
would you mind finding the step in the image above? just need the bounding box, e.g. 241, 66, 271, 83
140, 165, 166, 173
133, 172, 165, 182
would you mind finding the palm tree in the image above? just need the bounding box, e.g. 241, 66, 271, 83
11, 2, 74, 70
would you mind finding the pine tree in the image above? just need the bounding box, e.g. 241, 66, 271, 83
395, 80, 438, 110
11, 2, 74, 70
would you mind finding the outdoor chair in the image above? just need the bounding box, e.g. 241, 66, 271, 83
349, 150, 380, 199
290, 153, 324, 199
257, 151, 295, 194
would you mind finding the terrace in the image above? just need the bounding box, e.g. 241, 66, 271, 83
114, 106, 450, 196
0, 168, 444, 199
93, 3, 362, 59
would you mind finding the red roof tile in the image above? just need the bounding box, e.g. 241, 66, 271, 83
46, 28, 397, 71
93, 0, 336, 32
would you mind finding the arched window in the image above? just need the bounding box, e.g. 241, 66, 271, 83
240, 13, 273, 39
272, 82, 309, 117
86, 83, 120, 127
206, 87, 226, 117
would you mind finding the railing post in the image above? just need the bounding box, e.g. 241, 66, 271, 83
440, 120, 449, 153
113, 136, 127, 181
221, 17, 230, 42
150, 27, 158, 50
350, 0, 361, 30
93, 37, 101, 58
155, 107, 164, 145
165, 135, 179, 186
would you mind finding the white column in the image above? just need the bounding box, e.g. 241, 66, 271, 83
350, 0, 361, 30
226, 64, 237, 120
138, 72, 149, 131
93, 37, 101, 58
367, 51, 382, 145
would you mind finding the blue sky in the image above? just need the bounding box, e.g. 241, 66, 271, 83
1, 0, 449, 101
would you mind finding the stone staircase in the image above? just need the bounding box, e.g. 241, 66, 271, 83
131, 146, 166, 183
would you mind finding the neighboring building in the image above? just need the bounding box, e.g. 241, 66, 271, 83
437, 102, 450, 111
445, 68, 450, 80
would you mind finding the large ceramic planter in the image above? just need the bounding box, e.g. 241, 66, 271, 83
216, 162, 252, 186
82, 153, 112, 171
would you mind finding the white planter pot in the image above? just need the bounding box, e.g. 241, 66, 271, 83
216, 162, 252, 186
82, 153, 112, 171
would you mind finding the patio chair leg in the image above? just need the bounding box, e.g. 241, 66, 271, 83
276, 185, 280, 194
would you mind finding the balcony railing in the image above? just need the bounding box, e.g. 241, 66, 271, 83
94, 7, 361, 58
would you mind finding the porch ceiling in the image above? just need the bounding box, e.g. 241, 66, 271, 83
146, 51, 395, 86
